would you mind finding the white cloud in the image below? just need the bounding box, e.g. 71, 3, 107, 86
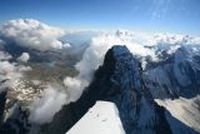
150, 0, 171, 19
0, 18, 70, 51
0, 51, 31, 89
29, 85, 68, 124
17, 52, 30, 63
0, 61, 31, 80
64, 77, 89, 102
0, 51, 12, 60
0, 51, 31, 80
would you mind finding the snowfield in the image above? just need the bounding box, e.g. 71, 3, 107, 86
66, 101, 125, 134
155, 96, 200, 132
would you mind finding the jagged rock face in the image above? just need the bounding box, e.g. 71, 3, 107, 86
144, 46, 200, 99
71, 45, 173, 134
2, 104, 31, 134
43, 46, 167, 134
0, 91, 7, 125
70, 45, 198, 134
0, 106, 31, 134
0, 89, 31, 134
42, 45, 198, 134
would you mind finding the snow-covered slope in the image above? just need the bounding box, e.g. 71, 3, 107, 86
66, 101, 125, 134
155, 95, 200, 132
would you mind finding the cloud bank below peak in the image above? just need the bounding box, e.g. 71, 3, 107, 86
0, 18, 70, 51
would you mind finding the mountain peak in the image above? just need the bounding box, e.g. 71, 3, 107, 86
45, 45, 198, 134
102, 45, 143, 92
110, 45, 130, 57
62, 45, 171, 133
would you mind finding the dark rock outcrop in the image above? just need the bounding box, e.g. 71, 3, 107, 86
0, 89, 31, 134
1, 105, 31, 134
0, 91, 7, 126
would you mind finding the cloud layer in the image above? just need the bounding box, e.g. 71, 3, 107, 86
0, 51, 31, 89
0, 19, 70, 51
29, 85, 68, 124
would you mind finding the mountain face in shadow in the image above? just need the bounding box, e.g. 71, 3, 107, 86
144, 46, 200, 99
0, 89, 31, 134
0, 91, 7, 126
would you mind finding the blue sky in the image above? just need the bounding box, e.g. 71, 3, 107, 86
0, 0, 200, 35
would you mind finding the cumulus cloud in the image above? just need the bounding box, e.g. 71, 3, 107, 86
0, 61, 31, 81
0, 51, 31, 89
17, 52, 30, 63
29, 85, 68, 124
0, 51, 12, 60
0, 18, 70, 51
64, 77, 89, 102
64, 30, 200, 102
0, 51, 30, 77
